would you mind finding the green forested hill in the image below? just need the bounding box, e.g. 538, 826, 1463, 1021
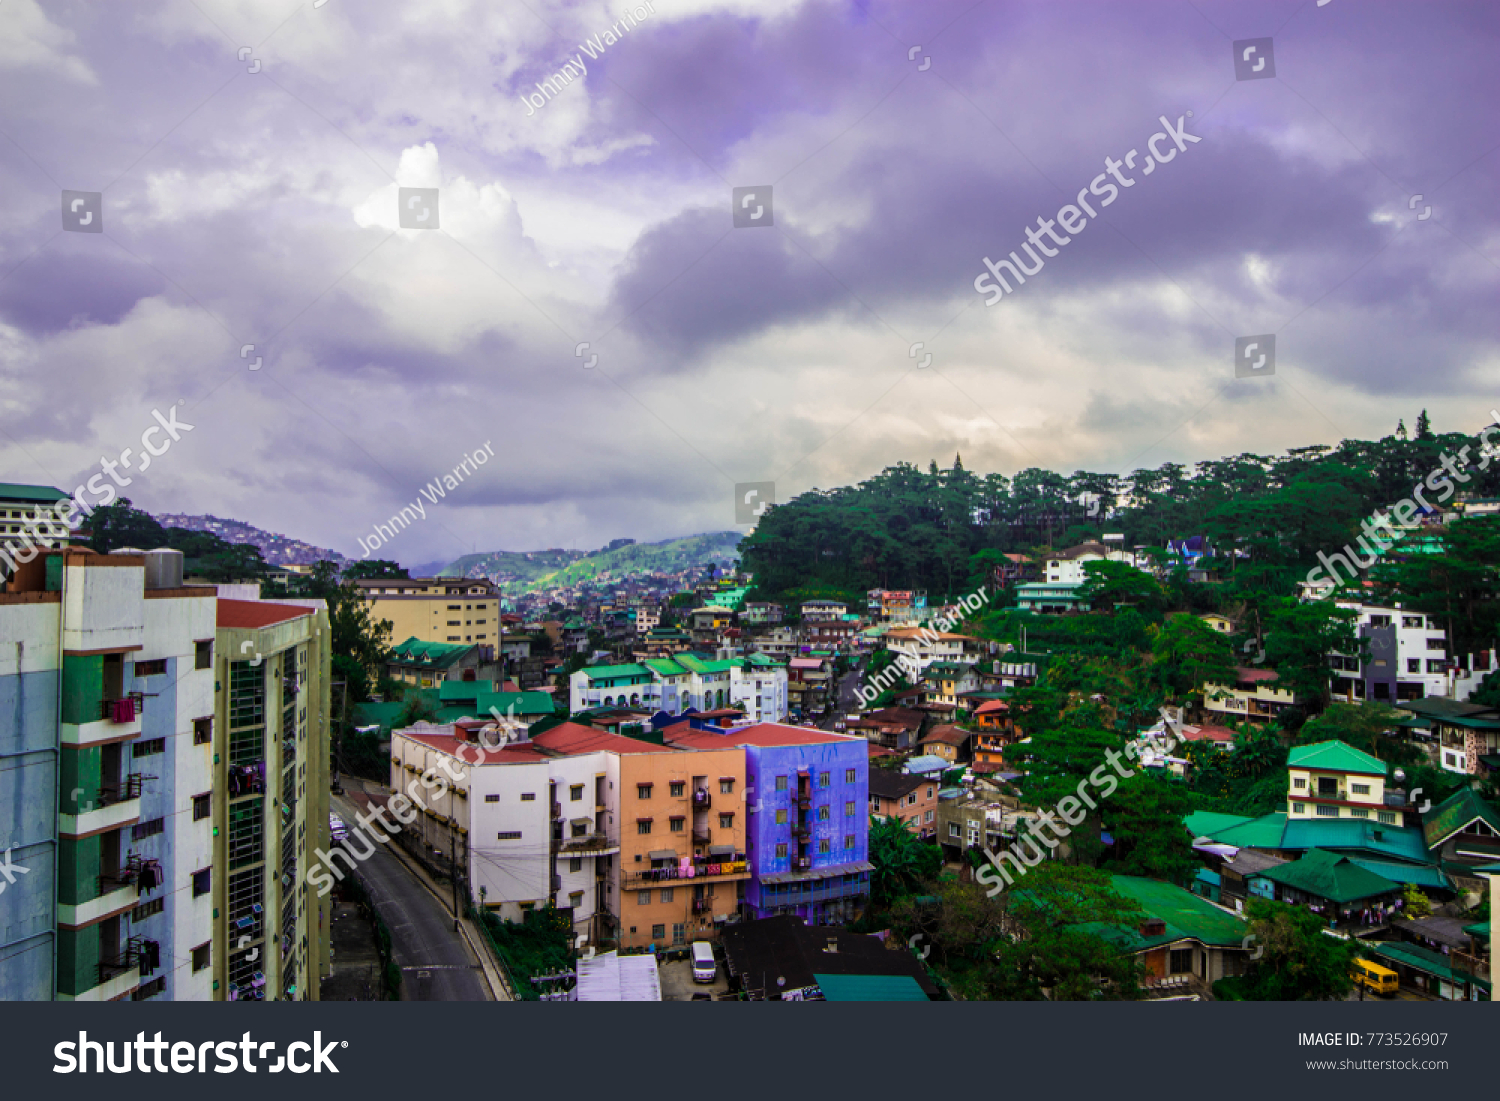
439, 532, 741, 591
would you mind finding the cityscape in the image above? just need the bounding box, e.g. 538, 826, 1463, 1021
0, 0, 1496, 1025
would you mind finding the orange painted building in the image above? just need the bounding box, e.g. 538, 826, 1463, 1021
615, 745, 750, 950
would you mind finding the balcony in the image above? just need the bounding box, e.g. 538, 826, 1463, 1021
99, 774, 146, 806
792, 824, 811, 841
97, 939, 143, 985
796, 795, 812, 811
558, 832, 620, 855
552, 802, 563, 820
691, 828, 711, 844
623, 859, 748, 890
99, 694, 145, 724
692, 790, 712, 810
692, 898, 712, 914
793, 856, 812, 871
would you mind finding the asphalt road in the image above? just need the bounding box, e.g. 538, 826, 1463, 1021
332, 792, 489, 1002
821, 659, 866, 730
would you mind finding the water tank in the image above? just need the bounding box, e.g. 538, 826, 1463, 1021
143, 548, 184, 590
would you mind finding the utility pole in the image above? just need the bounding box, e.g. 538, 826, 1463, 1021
449, 822, 460, 932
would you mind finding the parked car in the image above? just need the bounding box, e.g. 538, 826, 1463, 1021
691, 941, 717, 984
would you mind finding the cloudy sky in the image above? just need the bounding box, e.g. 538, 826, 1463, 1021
0, 0, 1495, 567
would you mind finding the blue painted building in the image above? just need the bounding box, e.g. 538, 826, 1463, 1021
664, 721, 870, 925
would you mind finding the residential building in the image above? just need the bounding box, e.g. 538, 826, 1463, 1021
740, 602, 783, 627
869, 771, 939, 837
1422, 788, 1500, 871
0, 547, 218, 1002
787, 656, 831, 716
917, 724, 969, 763
1330, 602, 1452, 703
885, 626, 980, 672
936, 796, 989, 860
1013, 581, 1090, 614
921, 661, 979, 710
846, 706, 925, 752
1286, 740, 1388, 822
568, 655, 787, 723
1042, 541, 1144, 584
214, 597, 332, 1002
0, 482, 77, 546
807, 619, 857, 650
1397, 697, 1500, 775
663, 723, 870, 925
1201, 666, 1303, 724
384, 636, 499, 687
867, 589, 926, 624
800, 600, 846, 623
1255, 848, 1404, 924
753, 626, 802, 660
355, 577, 500, 649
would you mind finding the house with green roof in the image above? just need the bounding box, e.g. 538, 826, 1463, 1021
1076, 875, 1251, 994
1257, 849, 1404, 917
569, 651, 788, 724
1422, 786, 1500, 869
1362, 939, 1491, 1001
385, 636, 497, 688
1398, 697, 1500, 775
1286, 740, 1391, 823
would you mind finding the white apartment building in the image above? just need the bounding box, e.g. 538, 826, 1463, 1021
1042, 540, 1145, 584
568, 656, 788, 722
1330, 602, 1451, 703
885, 627, 981, 673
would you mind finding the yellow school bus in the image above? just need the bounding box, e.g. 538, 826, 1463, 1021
1351, 958, 1399, 996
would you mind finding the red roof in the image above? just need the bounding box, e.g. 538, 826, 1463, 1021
217, 598, 314, 630
1181, 724, 1236, 743
400, 729, 549, 763
530, 722, 675, 755
664, 721, 853, 749
1235, 666, 1281, 683
975, 700, 1009, 715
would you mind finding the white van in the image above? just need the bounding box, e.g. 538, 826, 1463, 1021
691, 941, 716, 984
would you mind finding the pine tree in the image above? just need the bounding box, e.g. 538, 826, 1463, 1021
1415, 409, 1432, 439
1396, 419, 1408, 440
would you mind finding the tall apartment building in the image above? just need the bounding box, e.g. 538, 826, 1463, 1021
213, 598, 331, 1001
355, 577, 500, 650
1330, 602, 1452, 703
663, 723, 870, 925
0, 482, 78, 546
0, 547, 216, 1001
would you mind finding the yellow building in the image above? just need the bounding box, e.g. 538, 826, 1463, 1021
355, 577, 500, 648
1286, 740, 1391, 823
213, 597, 332, 1001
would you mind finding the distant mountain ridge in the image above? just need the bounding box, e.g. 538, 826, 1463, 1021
439, 532, 742, 591
156, 513, 350, 568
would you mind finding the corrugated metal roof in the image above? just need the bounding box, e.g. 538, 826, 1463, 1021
1287, 739, 1387, 776
812, 973, 930, 1001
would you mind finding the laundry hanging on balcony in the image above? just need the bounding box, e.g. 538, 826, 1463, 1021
135, 859, 163, 893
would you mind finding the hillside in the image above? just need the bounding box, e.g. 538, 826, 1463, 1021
439, 532, 742, 591
156, 513, 350, 568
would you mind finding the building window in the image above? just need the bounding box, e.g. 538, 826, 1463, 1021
718, 813, 733, 828
1316, 805, 1339, 817
775, 843, 787, 858
192, 869, 211, 897
1169, 948, 1193, 975
193, 718, 212, 745
1291, 802, 1305, 814
520, 793, 536, 801
498, 831, 523, 839
1351, 783, 1370, 795
668, 781, 685, 797
1407, 659, 1421, 673
672, 923, 686, 945
637, 821, 652, 835
818, 839, 830, 854
191, 942, 211, 971
845, 834, 855, 848
817, 806, 829, 821
485, 794, 499, 803
652, 924, 666, 941
571, 785, 584, 801
638, 891, 651, 905
661, 888, 674, 903
1350, 808, 1369, 819
132, 817, 164, 841
135, 658, 167, 677
670, 817, 684, 833
637, 784, 652, 799
845, 768, 857, 783
195, 641, 212, 670
192, 793, 211, 820
924, 810, 934, 824
907, 793, 917, 807
719, 779, 734, 794
132, 898, 165, 922
818, 772, 830, 788
926, 787, 934, 799
569, 891, 584, 908
775, 809, 787, 824
132, 738, 165, 758
519, 903, 535, 914
775, 775, 787, 791
1377, 811, 1396, 824
949, 823, 961, 838
1292, 777, 1306, 789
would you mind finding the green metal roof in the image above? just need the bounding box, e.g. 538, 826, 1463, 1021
1422, 787, 1500, 849
1287, 740, 1387, 777
351, 700, 405, 733
476, 690, 554, 718
1184, 811, 1252, 839
812, 973, 931, 1002
1363, 941, 1491, 991
1259, 849, 1400, 904
643, 657, 688, 676
1209, 812, 1288, 849
1086, 875, 1247, 950
389, 637, 473, 668
1463, 920, 1490, 939
1280, 818, 1431, 864
1346, 858, 1451, 891
582, 663, 652, 682
0, 483, 70, 503
438, 679, 496, 700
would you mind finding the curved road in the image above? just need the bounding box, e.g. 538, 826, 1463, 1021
332, 791, 489, 1002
